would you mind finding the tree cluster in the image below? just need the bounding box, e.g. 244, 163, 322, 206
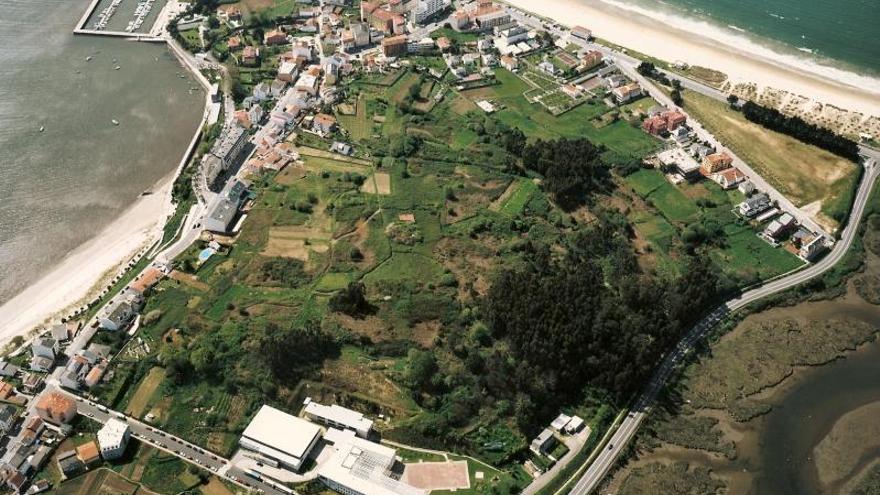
521, 138, 610, 210
740, 101, 860, 161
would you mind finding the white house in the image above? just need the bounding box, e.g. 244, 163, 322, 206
98, 418, 131, 460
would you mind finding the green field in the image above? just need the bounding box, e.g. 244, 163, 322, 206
681, 90, 858, 231
624, 169, 802, 280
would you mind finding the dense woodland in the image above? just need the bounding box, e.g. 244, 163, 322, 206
740, 101, 861, 162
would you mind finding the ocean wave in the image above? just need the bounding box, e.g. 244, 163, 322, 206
595, 0, 880, 94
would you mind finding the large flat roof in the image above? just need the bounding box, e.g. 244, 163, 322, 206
242, 405, 322, 460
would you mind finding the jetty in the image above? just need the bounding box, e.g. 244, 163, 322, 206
73, 0, 163, 40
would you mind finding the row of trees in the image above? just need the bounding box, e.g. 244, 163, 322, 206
740, 101, 861, 161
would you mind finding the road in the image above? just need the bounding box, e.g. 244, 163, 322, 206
569, 157, 879, 494
73, 396, 290, 495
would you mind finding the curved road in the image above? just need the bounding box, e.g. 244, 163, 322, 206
569, 158, 879, 494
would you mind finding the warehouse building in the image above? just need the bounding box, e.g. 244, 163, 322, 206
240, 405, 322, 471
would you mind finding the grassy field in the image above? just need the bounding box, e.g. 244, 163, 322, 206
123, 367, 166, 418
681, 90, 858, 231
623, 169, 802, 280
462, 69, 660, 159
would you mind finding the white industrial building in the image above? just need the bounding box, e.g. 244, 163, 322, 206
302, 399, 373, 438
318, 428, 426, 495
240, 405, 322, 471
97, 418, 131, 460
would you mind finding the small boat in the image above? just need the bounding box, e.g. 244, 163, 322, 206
39, 126, 45, 132
140, 190, 154, 196
111, 119, 120, 125
85, 56, 93, 61
114, 65, 121, 70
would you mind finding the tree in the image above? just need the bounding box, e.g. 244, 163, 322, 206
329, 282, 372, 316
671, 88, 683, 106
636, 61, 656, 77
727, 94, 739, 107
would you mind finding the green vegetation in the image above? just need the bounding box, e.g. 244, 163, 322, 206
619, 462, 725, 495
82, 44, 840, 492
623, 168, 803, 282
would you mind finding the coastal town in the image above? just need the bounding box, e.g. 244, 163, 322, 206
0, 0, 878, 494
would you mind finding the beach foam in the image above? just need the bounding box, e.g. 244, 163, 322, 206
595, 0, 880, 96
504, 0, 880, 116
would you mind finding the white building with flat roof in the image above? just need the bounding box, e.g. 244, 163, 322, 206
97, 418, 130, 460
303, 400, 373, 438
240, 405, 322, 471
318, 428, 426, 495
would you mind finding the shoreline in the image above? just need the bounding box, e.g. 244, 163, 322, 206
502, 0, 880, 117
0, 33, 210, 349
0, 172, 177, 346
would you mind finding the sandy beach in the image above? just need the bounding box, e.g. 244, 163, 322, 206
0, 174, 177, 348
503, 0, 880, 117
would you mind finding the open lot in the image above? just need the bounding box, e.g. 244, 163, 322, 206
403, 461, 470, 491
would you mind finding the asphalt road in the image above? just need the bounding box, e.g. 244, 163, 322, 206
73, 397, 289, 495
570, 158, 879, 494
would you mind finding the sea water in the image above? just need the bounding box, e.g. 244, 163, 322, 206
593, 0, 880, 80
0, 0, 204, 304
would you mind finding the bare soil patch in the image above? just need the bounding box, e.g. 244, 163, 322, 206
403, 461, 470, 491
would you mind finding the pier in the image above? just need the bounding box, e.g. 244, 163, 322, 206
73, 0, 164, 40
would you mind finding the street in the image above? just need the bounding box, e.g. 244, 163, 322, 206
72, 396, 291, 495
569, 157, 879, 494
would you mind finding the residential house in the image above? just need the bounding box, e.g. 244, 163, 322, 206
799, 234, 826, 261
612, 82, 642, 104
227, 36, 242, 51
0, 380, 14, 400
579, 50, 603, 71
97, 419, 130, 460
737, 193, 771, 217
0, 361, 20, 378
312, 113, 337, 135
738, 181, 756, 195
537, 60, 557, 76
56, 450, 84, 479
529, 428, 556, 455
571, 25, 591, 41
50, 324, 69, 342
436, 36, 452, 52
499, 55, 518, 71
278, 61, 299, 82
241, 45, 260, 66
30, 356, 53, 373
31, 338, 59, 361
763, 213, 796, 240
129, 266, 163, 295
35, 392, 76, 425
700, 151, 733, 175
382, 34, 408, 57
21, 374, 44, 394
97, 288, 143, 331
252, 81, 271, 101
264, 29, 288, 45
331, 142, 352, 156
28, 478, 50, 494
712, 167, 746, 189
76, 441, 101, 467
0, 404, 19, 435
271, 78, 288, 98
642, 115, 668, 135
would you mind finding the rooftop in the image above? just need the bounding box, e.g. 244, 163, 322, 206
242, 405, 322, 461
